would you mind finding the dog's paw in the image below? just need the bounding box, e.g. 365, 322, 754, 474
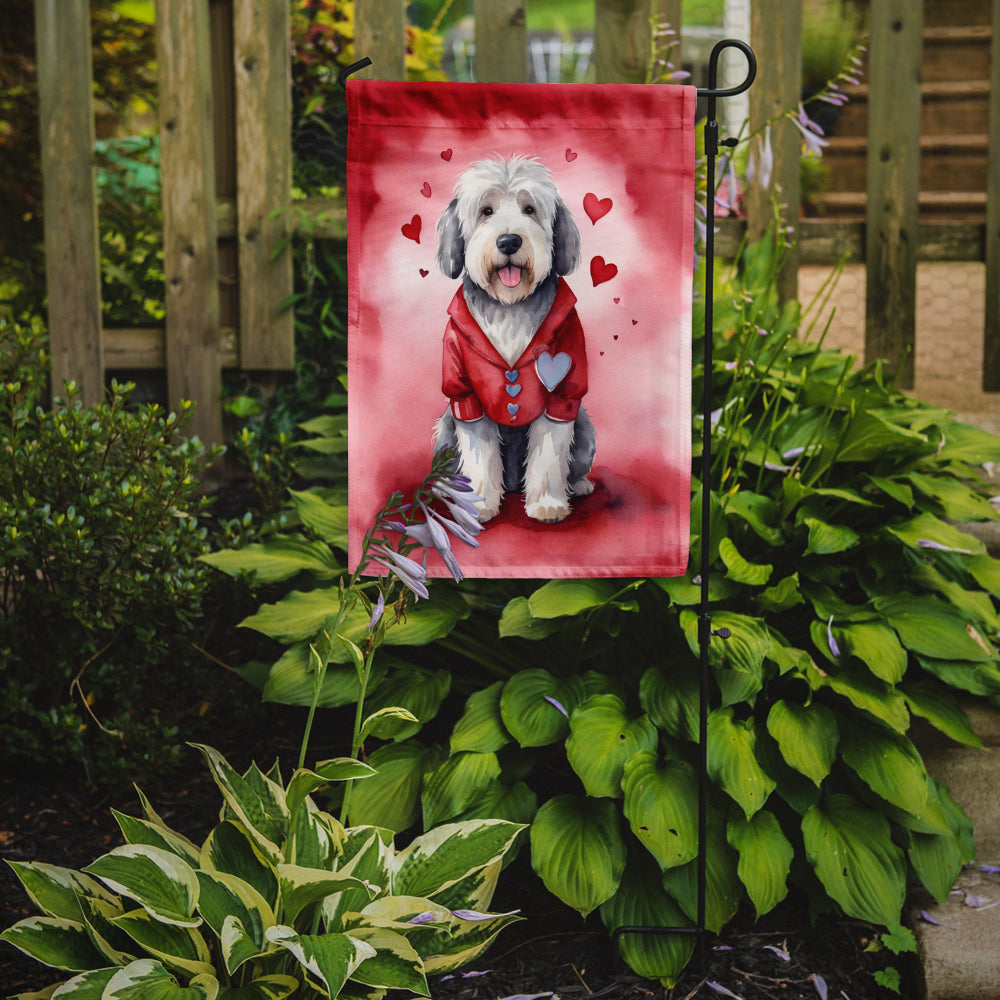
525, 495, 571, 523
569, 477, 595, 497
474, 494, 502, 522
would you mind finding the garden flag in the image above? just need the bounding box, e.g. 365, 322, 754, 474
347, 80, 696, 578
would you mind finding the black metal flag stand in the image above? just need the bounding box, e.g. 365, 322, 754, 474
340, 39, 758, 974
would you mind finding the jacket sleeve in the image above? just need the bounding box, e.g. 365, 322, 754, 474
544, 308, 588, 422
442, 321, 485, 421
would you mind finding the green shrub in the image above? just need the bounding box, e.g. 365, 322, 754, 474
211, 232, 1000, 985
1, 743, 524, 998
0, 317, 220, 783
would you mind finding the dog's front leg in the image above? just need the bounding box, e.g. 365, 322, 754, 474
524, 416, 573, 523
454, 418, 504, 522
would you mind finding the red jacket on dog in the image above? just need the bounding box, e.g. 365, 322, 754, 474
442, 277, 588, 427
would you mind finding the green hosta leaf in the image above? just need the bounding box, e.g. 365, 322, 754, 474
423, 907, 522, 974
200, 535, 341, 583
803, 517, 859, 556
450, 682, 511, 754
527, 579, 617, 618
277, 865, 374, 925
4, 862, 118, 922
0, 916, 107, 971
362, 667, 451, 740
680, 610, 770, 706
911, 562, 1000, 633
195, 871, 273, 974
112, 812, 201, 868
909, 827, 966, 905
359, 706, 421, 742
285, 759, 376, 822
621, 751, 699, 871
453, 779, 538, 827
886, 512, 985, 556
421, 751, 502, 828
260, 643, 387, 709
654, 573, 737, 606
901, 680, 983, 748
76, 895, 135, 966
83, 846, 200, 928
103, 959, 218, 1000
765, 700, 838, 786
288, 489, 349, 546
38, 966, 118, 998
866, 474, 914, 509
718, 537, 772, 585
724, 490, 784, 545
707, 707, 776, 818
835, 621, 907, 684
906, 472, 998, 522
497, 596, 564, 639
216, 976, 299, 1000
347, 740, 442, 832
639, 664, 699, 742
874, 594, 995, 662
265, 926, 375, 997
499, 670, 584, 747
393, 820, 524, 901
530, 795, 626, 917
802, 793, 906, 926
808, 660, 910, 732
839, 718, 929, 816
755, 573, 804, 614
346, 926, 428, 994
727, 811, 793, 918
111, 908, 214, 978
835, 410, 927, 463
935, 421, 1000, 464
967, 553, 1000, 597
190, 746, 287, 863
200, 822, 278, 910
916, 655, 1000, 697
599, 853, 694, 987
322, 829, 393, 931
566, 695, 658, 798
661, 810, 741, 933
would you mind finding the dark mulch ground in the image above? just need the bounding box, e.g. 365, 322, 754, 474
1, 741, 915, 1000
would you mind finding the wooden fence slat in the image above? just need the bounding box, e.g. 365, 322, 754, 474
594, 0, 651, 84
983, 0, 1000, 389
474, 0, 527, 82
746, 0, 802, 305
864, 0, 923, 389
355, 0, 407, 81
34, 0, 103, 405
233, 0, 294, 370
157, 0, 223, 445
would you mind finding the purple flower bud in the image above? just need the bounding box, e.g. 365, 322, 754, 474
367, 590, 385, 631
827, 616, 841, 658
544, 695, 569, 718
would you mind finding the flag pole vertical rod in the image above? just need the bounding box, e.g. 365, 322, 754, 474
696, 39, 756, 970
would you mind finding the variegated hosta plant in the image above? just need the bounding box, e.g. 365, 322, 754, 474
1, 744, 523, 1000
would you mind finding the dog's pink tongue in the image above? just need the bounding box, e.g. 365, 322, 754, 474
498, 266, 522, 288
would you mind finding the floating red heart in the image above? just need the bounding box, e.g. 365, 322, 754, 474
583, 192, 612, 225
590, 256, 618, 287
441, 148, 453, 161
401, 215, 422, 243
613, 297, 620, 304
419, 268, 429, 277
420, 182, 432, 198
632, 319, 638, 325
565, 148, 578, 162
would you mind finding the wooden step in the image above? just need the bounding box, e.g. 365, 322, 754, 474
922, 0, 991, 28
812, 190, 987, 222
822, 134, 989, 193
922, 25, 993, 83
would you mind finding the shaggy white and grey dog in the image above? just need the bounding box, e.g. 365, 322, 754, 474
434, 154, 596, 523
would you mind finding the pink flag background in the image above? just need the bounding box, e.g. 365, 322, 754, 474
347, 81, 696, 578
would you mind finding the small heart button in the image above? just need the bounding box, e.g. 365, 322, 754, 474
505, 370, 519, 382
506, 383, 521, 397
507, 402, 520, 416
535, 351, 571, 391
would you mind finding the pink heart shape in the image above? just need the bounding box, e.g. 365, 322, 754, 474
583, 192, 613, 225
565, 148, 578, 162
441, 148, 453, 161
401, 215, 422, 244
590, 256, 618, 287
420, 182, 432, 198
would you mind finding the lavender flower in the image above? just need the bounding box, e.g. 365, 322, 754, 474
791, 104, 829, 156
370, 543, 429, 600
544, 695, 569, 718
367, 590, 385, 631
747, 124, 774, 190
827, 616, 841, 658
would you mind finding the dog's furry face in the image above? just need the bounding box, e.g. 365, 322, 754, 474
437, 154, 581, 304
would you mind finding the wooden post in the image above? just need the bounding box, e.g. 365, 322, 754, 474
355, 0, 406, 80
157, 0, 223, 444
474, 0, 527, 83
746, 0, 801, 305
864, 0, 923, 389
233, 0, 294, 369
594, 0, 652, 84
983, 0, 1000, 390
34, 0, 104, 405
658, 0, 683, 78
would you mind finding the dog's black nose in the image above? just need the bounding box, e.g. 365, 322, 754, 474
495, 233, 522, 256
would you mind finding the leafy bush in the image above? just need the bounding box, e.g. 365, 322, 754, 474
210, 233, 1000, 985
0, 317, 220, 783
1, 743, 524, 998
